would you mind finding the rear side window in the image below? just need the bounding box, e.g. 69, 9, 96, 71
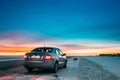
31, 48, 53, 53
56, 50, 60, 55
56, 49, 62, 56
58, 49, 63, 55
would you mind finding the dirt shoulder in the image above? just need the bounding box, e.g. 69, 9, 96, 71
78, 57, 120, 80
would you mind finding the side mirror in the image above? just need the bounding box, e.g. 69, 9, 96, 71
62, 53, 66, 56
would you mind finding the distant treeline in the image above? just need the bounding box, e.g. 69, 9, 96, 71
99, 53, 120, 56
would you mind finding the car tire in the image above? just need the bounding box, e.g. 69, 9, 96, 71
63, 60, 67, 68
26, 67, 33, 72
52, 62, 58, 73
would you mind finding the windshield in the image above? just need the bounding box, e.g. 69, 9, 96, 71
31, 48, 53, 53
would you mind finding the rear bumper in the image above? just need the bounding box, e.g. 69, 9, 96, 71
24, 60, 55, 69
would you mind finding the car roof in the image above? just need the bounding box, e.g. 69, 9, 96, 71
35, 47, 59, 49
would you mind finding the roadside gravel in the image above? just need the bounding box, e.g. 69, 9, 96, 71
78, 57, 120, 80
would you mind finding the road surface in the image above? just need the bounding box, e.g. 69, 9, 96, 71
0, 56, 24, 70
0, 57, 120, 80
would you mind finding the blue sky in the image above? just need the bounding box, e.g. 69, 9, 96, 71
0, 0, 120, 54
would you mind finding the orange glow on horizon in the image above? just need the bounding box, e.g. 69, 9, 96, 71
65, 47, 120, 56
0, 46, 120, 56
0, 47, 33, 52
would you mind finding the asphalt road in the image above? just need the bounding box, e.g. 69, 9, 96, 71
0, 57, 80, 80
0, 56, 23, 60
0, 56, 24, 70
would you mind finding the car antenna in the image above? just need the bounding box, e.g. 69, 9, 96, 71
44, 42, 45, 48
43, 42, 46, 51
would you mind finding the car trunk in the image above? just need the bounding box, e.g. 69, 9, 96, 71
27, 52, 47, 61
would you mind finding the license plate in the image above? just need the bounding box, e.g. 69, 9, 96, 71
31, 55, 40, 59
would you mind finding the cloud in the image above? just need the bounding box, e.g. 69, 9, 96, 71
58, 44, 86, 48
0, 31, 22, 40
0, 30, 59, 48
57, 43, 120, 50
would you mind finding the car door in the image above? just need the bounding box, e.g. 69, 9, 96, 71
58, 49, 66, 66
55, 49, 64, 67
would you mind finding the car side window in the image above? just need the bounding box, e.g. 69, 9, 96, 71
56, 49, 61, 56
58, 49, 63, 55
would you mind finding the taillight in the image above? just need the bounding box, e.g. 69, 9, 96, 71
24, 53, 28, 59
44, 54, 52, 60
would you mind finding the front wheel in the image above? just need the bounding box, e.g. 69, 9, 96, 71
63, 60, 67, 68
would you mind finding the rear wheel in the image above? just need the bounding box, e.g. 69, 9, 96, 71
25, 67, 33, 72
52, 62, 58, 73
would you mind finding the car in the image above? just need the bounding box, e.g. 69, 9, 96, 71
23, 47, 67, 73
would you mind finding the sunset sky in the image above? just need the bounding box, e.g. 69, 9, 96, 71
0, 0, 120, 56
